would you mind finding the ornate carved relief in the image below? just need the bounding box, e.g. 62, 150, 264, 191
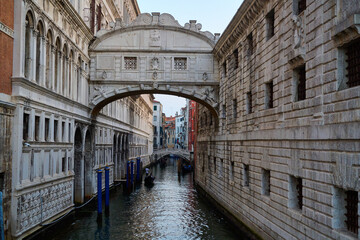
16, 181, 73, 233
292, 15, 304, 49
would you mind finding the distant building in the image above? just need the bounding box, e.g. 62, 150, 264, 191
175, 113, 185, 149
152, 101, 163, 149
187, 100, 197, 152
164, 116, 176, 149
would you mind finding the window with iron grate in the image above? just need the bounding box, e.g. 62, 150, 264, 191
346, 41, 360, 88
243, 164, 249, 187
247, 33, 253, 56
265, 81, 274, 109
289, 176, 303, 210
174, 57, 187, 70
298, 0, 306, 14
262, 169, 270, 196
345, 190, 358, 234
266, 9, 275, 40
124, 57, 137, 70
246, 91, 252, 114
294, 65, 306, 101
233, 49, 239, 69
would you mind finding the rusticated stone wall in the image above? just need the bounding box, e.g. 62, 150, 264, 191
196, 0, 360, 239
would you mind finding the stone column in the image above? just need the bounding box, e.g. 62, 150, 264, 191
31, 29, 38, 82
39, 112, 45, 142
29, 109, 35, 141
51, 45, 56, 90
58, 51, 63, 94
63, 57, 68, 97
50, 114, 54, 142
40, 36, 46, 86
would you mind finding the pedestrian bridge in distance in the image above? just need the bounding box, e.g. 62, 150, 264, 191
152, 149, 191, 162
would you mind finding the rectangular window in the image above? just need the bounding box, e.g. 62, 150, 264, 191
174, 57, 187, 70
154, 106, 157, 111
265, 81, 274, 109
222, 61, 227, 78
233, 99, 237, 118
222, 104, 226, 119
230, 161, 234, 181
153, 116, 157, 121
62, 156, 66, 173
213, 157, 217, 173
124, 57, 137, 70
243, 164, 249, 187
54, 120, 58, 142
233, 49, 239, 69
247, 33, 253, 56
35, 116, 40, 141
220, 159, 223, 177
266, 9, 275, 40
289, 176, 303, 210
333, 187, 359, 235
62, 122, 65, 142
346, 41, 360, 88
45, 118, 50, 141
298, 0, 306, 15
262, 169, 270, 196
23, 113, 30, 141
246, 92, 252, 114
68, 123, 71, 142
294, 65, 306, 101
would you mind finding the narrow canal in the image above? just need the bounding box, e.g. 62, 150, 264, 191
35, 157, 254, 240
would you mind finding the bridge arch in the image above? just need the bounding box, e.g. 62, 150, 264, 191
88, 12, 220, 119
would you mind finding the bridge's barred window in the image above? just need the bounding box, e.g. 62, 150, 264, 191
262, 169, 270, 196
124, 57, 137, 70
247, 33, 253, 56
265, 81, 274, 109
289, 176, 303, 210
333, 187, 359, 235
174, 57, 187, 70
243, 164, 249, 187
233, 99, 237, 118
294, 65, 306, 101
266, 9, 275, 40
246, 91, 252, 114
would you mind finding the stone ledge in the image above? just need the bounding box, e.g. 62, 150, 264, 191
333, 14, 360, 46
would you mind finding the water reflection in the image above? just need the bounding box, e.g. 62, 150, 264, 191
39, 157, 252, 240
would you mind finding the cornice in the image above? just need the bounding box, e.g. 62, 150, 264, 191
213, 0, 266, 60
55, 0, 93, 40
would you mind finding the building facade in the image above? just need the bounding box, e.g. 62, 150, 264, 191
152, 100, 163, 149
196, 0, 360, 239
9, 0, 152, 238
0, 0, 15, 237
164, 116, 175, 149
187, 100, 197, 152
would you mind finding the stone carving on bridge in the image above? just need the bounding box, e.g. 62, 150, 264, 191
202, 72, 208, 81
151, 57, 159, 70
152, 71, 158, 80
150, 30, 161, 47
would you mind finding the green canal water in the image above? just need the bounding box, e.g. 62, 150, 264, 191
32, 157, 254, 240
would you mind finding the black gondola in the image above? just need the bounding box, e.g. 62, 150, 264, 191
144, 175, 155, 186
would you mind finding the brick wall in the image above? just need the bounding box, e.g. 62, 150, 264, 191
197, 0, 360, 239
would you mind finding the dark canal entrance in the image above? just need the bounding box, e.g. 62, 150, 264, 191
33, 157, 254, 240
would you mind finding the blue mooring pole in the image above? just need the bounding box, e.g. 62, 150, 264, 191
126, 161, 130, 189
97, 170, 103, 214
0, 192, 4, 240
105, 167, 110, 208
130, 160, 134, 187
136, 157, 140, 182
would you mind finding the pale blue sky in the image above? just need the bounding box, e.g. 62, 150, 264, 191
137, 0, 243, 116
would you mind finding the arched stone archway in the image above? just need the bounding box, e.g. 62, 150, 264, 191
73, 128, 83, 204
89, 12, 220, 119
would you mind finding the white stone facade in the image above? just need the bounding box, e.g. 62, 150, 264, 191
152, 101, 163, 149
9, 0, 151, 238
197, 0, 360, 239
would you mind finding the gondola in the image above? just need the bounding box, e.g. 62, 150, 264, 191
144, 175, 155, 186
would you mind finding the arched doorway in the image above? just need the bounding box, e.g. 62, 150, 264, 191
84, 129, 93, 200
74, 128, 83, 204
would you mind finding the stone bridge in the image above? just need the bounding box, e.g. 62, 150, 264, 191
152, 149, 191, 162
88, 12, 220, 118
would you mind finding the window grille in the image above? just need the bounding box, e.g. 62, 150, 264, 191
266, 9, 275, 40
296, 177, 303, 209
233, 49, 239, 69
174, 58, 187, 70
266, 82, 274, 108
298, 0, 306, 14
247, 33, 253, 56
124, 57, 137, 70
346, 41, 360, 88
345, 190, 358, 234
297, 65, 306, 101
246, 92, 252, 113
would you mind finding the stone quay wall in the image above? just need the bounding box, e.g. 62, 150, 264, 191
196, 0, 360, 239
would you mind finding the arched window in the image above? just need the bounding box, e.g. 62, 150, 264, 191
77, 56, 82, 101
62, 44, 68, 95
55, 38, 61, 92
24, 11, 34, 79
69, 50, 74, 98
36, 21, 44, 84
46, 30, 53, 89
